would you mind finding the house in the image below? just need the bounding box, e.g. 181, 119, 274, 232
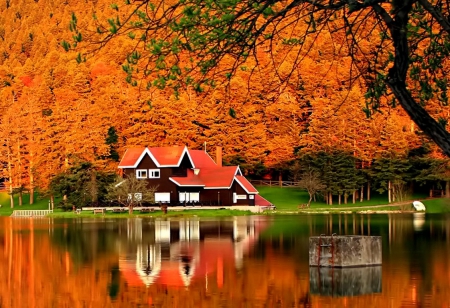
118, 146, 272, 207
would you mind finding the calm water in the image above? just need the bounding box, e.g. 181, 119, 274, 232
1, 214, 449, 307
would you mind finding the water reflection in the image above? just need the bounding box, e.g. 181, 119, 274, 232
119, 217, 264, 288
413, 212, 426, 231
309, 266, 382, 296
1, 214, 450, 306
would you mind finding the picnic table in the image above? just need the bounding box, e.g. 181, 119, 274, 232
93, 208, 105, 215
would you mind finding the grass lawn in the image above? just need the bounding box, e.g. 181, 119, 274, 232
257, 186, 441, 213
0, 192, 55, 216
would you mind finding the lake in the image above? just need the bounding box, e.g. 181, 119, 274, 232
0, 213, 449, 307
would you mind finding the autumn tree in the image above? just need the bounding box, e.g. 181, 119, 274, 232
67, 0, 450, 157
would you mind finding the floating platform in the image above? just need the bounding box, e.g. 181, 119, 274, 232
309, 235, 382, 267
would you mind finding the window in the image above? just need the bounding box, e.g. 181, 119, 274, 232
128, 193, 142, 201
179, 192, 200, 202
136, 169, 147, 179
236, 195, 247, 200
149, 169, 160, 178
155, 192, 171, 203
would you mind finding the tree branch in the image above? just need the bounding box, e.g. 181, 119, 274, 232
418, 0, 450, 33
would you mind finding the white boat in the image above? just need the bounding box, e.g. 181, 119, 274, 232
412, 201, 426, 211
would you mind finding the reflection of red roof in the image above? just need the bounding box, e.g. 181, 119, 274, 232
118, 148, 146, 168
119, 259, 145, 287
119, 218, 270, 288
235, 176, 258, 194
188, 150, 218, 168
255, 195, 273, 206
155, 261, 186, 287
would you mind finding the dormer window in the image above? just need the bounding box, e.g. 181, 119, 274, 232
149, 169, 160, 178
136, 169, 148, 179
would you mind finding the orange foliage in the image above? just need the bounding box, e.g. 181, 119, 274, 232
0, 0, 449, 192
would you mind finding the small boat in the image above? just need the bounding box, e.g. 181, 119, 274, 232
412, 201, 426, 211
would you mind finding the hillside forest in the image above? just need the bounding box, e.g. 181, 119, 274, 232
1, 0, 450, 207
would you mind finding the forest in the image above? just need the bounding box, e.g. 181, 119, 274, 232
1, 0, 450, 207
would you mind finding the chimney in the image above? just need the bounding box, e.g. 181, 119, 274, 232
216, 146, 222, 167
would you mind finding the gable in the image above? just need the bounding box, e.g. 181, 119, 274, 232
188, 150, 217, 168
118, 148, 146, 168
234, 176, 258, 194
119, 146, 195, 168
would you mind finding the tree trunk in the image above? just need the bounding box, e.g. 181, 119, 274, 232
338, 194, 341, 205
17, 141, 22, 206
50, 195, 54, 210
360, 186, 364, 202
329, 192, 333, 205
7, 137, 13, 209
344, 193, 348, 204
388, 180, 392, 203
29, 150, 34, 205
279, 172, 282, 187
307, 195, 313, 207
446, 181, 450, 198
384, 4, 450, 157
352, 190, 356, 204
367, 182, 371, 201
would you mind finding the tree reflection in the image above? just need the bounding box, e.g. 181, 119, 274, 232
1, 215, 450, 307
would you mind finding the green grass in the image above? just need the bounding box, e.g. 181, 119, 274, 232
0, 192, 56, 216
421, 198, 450, 213
257, 186, 439, 213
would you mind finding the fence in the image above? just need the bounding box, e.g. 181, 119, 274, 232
11, 210, 53, 217
250, 180, 300, 187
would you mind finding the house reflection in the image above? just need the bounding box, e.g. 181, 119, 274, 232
119, 216, 267, 288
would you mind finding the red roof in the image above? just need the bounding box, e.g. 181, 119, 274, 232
255, 195, 273, 207
118, 147, 146, 168
171, 169, 205, 186
118, 146, 193, 168
149, 147, 188, 166
188, 150, 218, 168
235, 176, 258, 194
198, 166, 238, 188
170, 166, 238, 188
